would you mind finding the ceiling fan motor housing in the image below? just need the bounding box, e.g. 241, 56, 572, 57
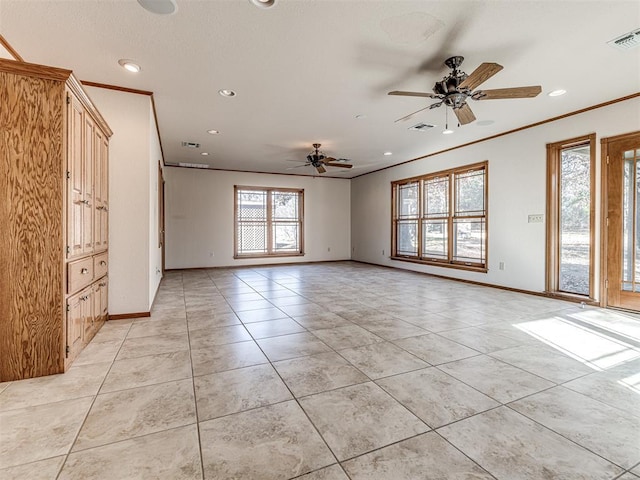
445, 92, 469, 109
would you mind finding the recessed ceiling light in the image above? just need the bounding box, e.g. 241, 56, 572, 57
207, 129, 219, 135
548, 89, 567, 97
137, 0, 177, 15
442, 129, 454, 135
201, 152, 209, 156
218, 89, 236, 97
383, 152, 393, 156
118, 59, 141, 73
249, 0, 277, 8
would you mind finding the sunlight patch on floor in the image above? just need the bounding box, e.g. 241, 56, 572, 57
514, 316, 640, 370
619, 372, 640, 395
567, 309, 640, 343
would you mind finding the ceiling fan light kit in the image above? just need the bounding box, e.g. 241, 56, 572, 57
290, 143, 354, 174
389, 55, 542, 127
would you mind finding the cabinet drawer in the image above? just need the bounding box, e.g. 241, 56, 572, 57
68, 257, 94, 294
94, 252, 108, 279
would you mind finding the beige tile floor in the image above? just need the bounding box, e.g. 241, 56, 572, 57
1, 261, 640, 479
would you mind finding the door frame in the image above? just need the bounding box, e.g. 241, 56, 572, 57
600, 130, 640, 308
158, 161, 166, 275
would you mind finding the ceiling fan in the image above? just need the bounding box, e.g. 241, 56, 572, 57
389, 56, 542, 125
289, 144, 353, 174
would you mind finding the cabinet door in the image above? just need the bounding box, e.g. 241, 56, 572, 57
82, 286, 94, 343
93, 277, 108, 327
66, 290, 85, 362
93, 129, 104, 252
67, 93, 84, 259
82, 115, 95, 255
101, 138, 109, 249
100, 276, 108, 318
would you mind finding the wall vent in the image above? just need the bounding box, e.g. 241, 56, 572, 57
408, 123, 436, 132
608, 28, 640, 51
178, 162, 209, 169
181, 141, 201, 148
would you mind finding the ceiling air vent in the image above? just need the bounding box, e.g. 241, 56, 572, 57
608, 28, 640, 51
408, 123, 436, 132
181, 141, 201, 148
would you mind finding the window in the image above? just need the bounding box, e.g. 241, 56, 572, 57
392, 162, 487, 271
546, 134, 595, 298
235, 186, 304, 258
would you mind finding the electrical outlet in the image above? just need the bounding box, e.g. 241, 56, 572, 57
327, 247, 331, 252
528, 214, 544, 223
382, 249, 385, 256
209, 251, 214, 257
499, 262, 505, 270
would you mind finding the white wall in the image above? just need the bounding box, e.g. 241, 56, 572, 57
165, 168, 351, 269
86, 87, 162, 315
351, 97, 640, 299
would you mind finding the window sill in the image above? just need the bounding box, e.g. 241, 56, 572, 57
391, 256, 488, 273
234, 252, 305, 260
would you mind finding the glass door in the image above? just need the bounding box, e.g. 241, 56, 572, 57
604, 132, 640, 310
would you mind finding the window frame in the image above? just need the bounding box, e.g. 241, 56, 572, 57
391, 161, 488, 272
545, 134, 596, 300
234, 185, 304, 259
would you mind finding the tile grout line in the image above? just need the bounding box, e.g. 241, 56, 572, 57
54, 319, 134, 479
187, 271, 208, 479
503, 398, 632, 472
220, 269, 348, 478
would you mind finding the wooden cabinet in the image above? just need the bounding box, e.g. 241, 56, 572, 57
0, 58, 112, 381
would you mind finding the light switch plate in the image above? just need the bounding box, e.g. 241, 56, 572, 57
528, 214, 544, 223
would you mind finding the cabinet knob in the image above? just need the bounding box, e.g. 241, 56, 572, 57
80, 268, 89, 274
100, 261, 106, 266
82, 200, 91, 206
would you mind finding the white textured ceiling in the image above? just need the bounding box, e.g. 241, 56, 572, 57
2, 0, 639, 178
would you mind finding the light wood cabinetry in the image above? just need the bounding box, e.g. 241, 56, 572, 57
0, 58, 112, 381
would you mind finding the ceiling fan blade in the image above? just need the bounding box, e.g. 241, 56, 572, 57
323, 157, 337, 163
453, 103, 476, 125
324, 162, 353, 169
474, 85, 542, 100
458, 62, 503, 90
315, 164, 326, 174
388, 90, 440, 99
394, 105, 431, 123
